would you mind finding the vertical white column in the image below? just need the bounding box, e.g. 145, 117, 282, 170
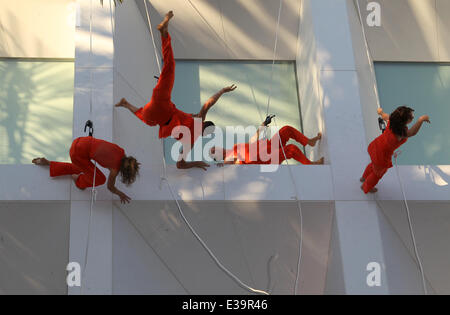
69, 0, 114, 295
307, 0, 389, 293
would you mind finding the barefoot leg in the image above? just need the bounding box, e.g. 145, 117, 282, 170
157, 11, 174, 37
308, 132, 322, 147
311, 157, 324, 165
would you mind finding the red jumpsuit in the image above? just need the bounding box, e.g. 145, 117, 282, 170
224, 126, 312, 165
49, 137, 125, 189
134, 33, 200, 147
362, 121, 407, 193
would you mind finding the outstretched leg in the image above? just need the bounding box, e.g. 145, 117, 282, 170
308, 132, 322, 147
33, 157, 82, 177
278, 126, 321, 147
157, 10, 174, 38
279, 144, 324, 165
33, 157, 84, 186
152, 11, 176, 102
142, 11, 177, 125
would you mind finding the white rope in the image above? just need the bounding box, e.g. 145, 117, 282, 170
163, 178, 268, 295
394, 152, 427, 295
112, 42, 266, 294
187, 0, 277, 127
107, 3, 192, 293
215, 0, 263, 122
83, 154, 97, 293
186, 0, 301, 295
109, 0, 115, 40
273, 117, 303, 295
354, 1, 428, 294
142, 1, 167, 182
265, 0, 283, 118
262, 0, 283, 140
354, 0, 381, 110
107, 0, 299, 295
113, 203, 191, 294
142, 1, 268, 296
82, 0, 98, 294
143, 0, 162, 74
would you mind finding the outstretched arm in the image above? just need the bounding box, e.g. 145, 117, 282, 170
407, 115, 430, 138
176, 142, 210, 170
377, 108, 390, 122
250, 121, 266, 143
115, 98, 139, 114
195, 84, 237, 120
250, 115, 275, 143
107, 169, 131, 204
176, 158, 210, 171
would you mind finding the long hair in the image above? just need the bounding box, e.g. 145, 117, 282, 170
203, 121, 215, 135
120, 156, 140, 186
389, 106, 414, 137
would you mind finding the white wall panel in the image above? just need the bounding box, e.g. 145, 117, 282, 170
68, 201, 112, 295
136, 0, 301, 60
0, 0, 75, 58
356, 0, 450, 62
309, 0, 357, 70
0, 165, 71, 201
379, 201, 450, 294
0, 202, 70, 295
111, 201, 333, 295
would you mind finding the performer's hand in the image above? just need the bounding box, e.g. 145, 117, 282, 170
419, 115, 430, 123
223, 84, 237, 93
263, 114, 276, 127
119, 192, 131, 204
196, 161, 210, 171
377, 108, 383, 115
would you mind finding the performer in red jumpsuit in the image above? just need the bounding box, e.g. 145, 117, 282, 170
115, 11, 236, 171
32, 137, 140, 203
209, 118, 324, 165
361, 106, 430, 194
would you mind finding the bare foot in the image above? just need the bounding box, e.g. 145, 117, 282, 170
157, 11, 174, 36
312, 157, 324, 165
32, 157, 50, 166
361, 185, 377, 193
115, 98, 128, 108
308, 132, 322, 147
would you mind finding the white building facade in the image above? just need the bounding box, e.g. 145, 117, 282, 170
0, 0, 449, 295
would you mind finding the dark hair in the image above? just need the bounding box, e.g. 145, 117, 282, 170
203, 121, 215, 135
120, 156, 140, 186
389, 106, 415, 137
